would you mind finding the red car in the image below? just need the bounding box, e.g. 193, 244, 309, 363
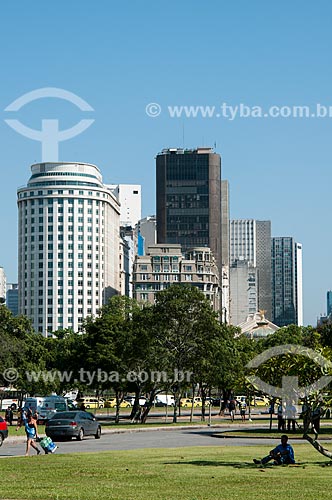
0, 416, 8, 446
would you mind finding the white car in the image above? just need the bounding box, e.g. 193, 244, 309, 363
124, 395, 147, 406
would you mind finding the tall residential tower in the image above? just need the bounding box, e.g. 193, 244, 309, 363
18, 162, 120, 334
230, 219, 272, 322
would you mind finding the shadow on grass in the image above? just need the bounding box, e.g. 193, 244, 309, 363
163, 459, 332, 469
183, 430, 282, 440
164, 460, 261, 468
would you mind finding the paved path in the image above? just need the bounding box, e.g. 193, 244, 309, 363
0, 425, 305, 457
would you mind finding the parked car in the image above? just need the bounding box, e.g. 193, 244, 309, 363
251, 396, 269, 407
75, 398, 105, 409
124, 396, 147, 406
180, 398, 199, 408
45, 411, 101, 441
105, 398, 131, 408
0, 416, 8, 446
193, 397, 211, 407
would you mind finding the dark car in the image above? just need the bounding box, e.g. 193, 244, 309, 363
0, 416, 8, 446
45, 411, 101, 441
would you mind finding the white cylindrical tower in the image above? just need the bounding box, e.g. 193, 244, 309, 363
17, 162, 120, 335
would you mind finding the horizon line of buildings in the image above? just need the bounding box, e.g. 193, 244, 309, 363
0, 147, 309, 335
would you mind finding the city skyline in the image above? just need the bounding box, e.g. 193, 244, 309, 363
1, 1, 332, 325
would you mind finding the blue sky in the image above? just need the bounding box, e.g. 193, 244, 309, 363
1, 1, 331, 324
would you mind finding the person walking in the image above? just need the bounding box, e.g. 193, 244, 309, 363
228, 398, 236, 422
5, 406, 14, 426
239, 398, 247, 422
286, 403, 296, 432
277, 403, 285, 431
16, 411, 41, 456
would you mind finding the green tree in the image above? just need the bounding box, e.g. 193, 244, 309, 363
246, 325, 332, 459
82, 295, 141, 423
151, 285, 223, 423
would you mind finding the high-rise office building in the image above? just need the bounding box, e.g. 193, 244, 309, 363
221, 180, 230, 322
156, 147, 222, 272
327, 291, 332, 316
107, 184, 141, 228
230, 220, 272, 320
18, 162, 120, 334
271, 237, 303, 327
230, 259, 258, 325
6, 284, 19, 316
137, 215, 157, 255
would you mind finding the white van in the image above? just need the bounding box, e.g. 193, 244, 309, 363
155, 394, 175, 406
37, 396, 68, 423
23, 397, 45, 414
23, 396, 68, 423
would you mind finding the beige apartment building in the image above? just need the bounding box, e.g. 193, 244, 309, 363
133, 244, 220, 312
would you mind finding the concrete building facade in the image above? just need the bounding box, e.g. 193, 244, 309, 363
230, 219, 272, 320
221, 180, 230, 323
137, 215, 157, 255
230, 259, 258, 325
119, 226, 137, 298
107, 184, 141, 228
18, 162, 120, 334
0, 266, 6, 304
133, 244, 220, 312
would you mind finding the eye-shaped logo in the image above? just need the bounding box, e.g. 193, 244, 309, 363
4, 87, 95, 162
246, 344, 332, 417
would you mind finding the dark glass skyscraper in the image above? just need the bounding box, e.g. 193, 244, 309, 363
156, 148, 222, 272
327, 291, 332, 316
271, 237, 303, 327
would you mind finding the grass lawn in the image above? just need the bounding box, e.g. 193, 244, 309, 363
1, 445, 331, 500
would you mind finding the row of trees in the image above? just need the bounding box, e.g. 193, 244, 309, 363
1, 285, 332, 438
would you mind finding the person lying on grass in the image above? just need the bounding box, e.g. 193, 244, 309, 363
253, 434, 295, 465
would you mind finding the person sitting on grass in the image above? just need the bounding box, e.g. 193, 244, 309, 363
253, 435, 295, 465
